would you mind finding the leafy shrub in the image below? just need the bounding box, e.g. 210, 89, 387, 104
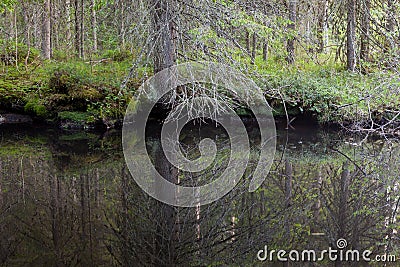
101, 49, 132, 62
46, 64, 104, 112
52, 49, 71, 62
0, 39, 40, 65
48, 68, 79, 94
24, 98, 48, 117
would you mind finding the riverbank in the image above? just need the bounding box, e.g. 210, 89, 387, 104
1, 51, 399, 132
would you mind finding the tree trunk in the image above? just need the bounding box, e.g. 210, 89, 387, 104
286, 0, 296, 64
80, 0, 85, 58
386, 0, 396, 51
317, 0, 329, 53
66, 0, 72, 48
42, 0, 51, 59
360, 0, 370, 72
91, 0, 98, 53
22, 5, 31, 69
246, 31, 251, 53
50, 174, 62, 266
52, 2, 59, 53
120, 1, 126, 47
74, 0, 80, 57
153, 140, 178, 266
263, 41, 268, 61
251, 32, 257, 65
152, 0, 176, 73
339, 162, 349, 234
283, 159, 293, 267
80, 174, 88, 263
14, 9, 18, 67
346, 0, 356, 71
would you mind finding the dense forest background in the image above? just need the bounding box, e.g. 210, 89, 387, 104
1, 0, 400, 132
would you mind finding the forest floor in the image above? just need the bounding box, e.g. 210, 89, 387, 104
1, 48, 400, 133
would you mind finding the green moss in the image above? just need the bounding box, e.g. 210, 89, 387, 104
69, 85, 102, 101
24, 98, 49, 118
58, 111, 95, 123
2, 47, 400, 128
258, 68, 400, 123
35, 105, 48, 117
48, 68, 80, 94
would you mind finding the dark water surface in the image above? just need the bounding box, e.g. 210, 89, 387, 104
0, 122, 399, 266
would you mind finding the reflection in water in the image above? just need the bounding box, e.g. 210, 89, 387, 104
0, 123, 399, 266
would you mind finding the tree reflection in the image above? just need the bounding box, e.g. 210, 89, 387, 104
0, 127, 398, 266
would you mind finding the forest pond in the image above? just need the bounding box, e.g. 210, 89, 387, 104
0, 121, 399, 266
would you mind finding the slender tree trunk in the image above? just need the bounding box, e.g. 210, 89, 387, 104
42, 0, 51, 59
33, 9, 39, 48
74, 0, 80, 57
91, 0, 98, 53
66, 0, 72, 48
251, 32, 257, 65
284, 159, 293, 267
87, 172, 94, 264
21, 1, 30, 48
386, 0, 396, 51
80, 174, 88, 263
306, 20, 312, 52
120, 1, 126, 47
80, 0, 85, 58
317, 0, 329, 53
246, 31, 251, 52
360, 0, 371, 72
6, 10, 13, 42
263, 41, 268, 61
23, 5, 31, 67
346, 0, 356, 71
14, 9, 18, 68
286, 0, 296, 64
339, 163, 350, 232
52, 2, 59, 53
50, 174, 62, 266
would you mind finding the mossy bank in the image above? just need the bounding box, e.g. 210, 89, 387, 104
1, 45, 400, 131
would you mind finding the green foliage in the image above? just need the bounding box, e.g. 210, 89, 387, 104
248, 57, 400, 124
48, 66, 81, 94
0, 39, 40, 65
0, 0, 16, 12
52, 49, 72, 62
101, 48, 132, 62
58, 111, 94, 123
24, 98, 48, 118
1, 39, 399, 128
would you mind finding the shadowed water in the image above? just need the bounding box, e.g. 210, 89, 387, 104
0, 122, 398, 266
